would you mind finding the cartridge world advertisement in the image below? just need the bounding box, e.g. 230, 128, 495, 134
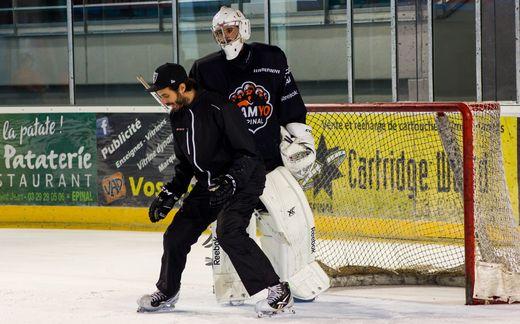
96, 113, 175, 206
0, 114, 97, 205
303, 113, 519, 226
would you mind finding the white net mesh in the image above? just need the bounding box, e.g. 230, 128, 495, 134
304, 103, 520, 301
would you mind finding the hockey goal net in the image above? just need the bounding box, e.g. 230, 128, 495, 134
305, 102, 520, 304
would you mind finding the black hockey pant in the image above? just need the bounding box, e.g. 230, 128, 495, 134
156, 179, 280, 296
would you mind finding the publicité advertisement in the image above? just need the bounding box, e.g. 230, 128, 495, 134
95, 113, 176, 207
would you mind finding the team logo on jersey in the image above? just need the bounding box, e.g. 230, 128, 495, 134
229, 81, 273, 133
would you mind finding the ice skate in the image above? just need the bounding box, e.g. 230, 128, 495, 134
137, 289, 179, 313
255, 282, 295, 317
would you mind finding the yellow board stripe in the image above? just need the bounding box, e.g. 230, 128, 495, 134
0, 206, 465, 245
315, 214, 464, 244
0, 205, 173, 232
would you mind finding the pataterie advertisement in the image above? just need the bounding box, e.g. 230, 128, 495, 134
95, 113, 175, 206
0, 112, 177, 207
0, 113, 98, 205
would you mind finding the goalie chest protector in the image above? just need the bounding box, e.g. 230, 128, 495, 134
190, 42, 307, 172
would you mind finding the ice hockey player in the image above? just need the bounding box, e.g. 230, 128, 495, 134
136, 62, 293, 316
190, 6, 330, 306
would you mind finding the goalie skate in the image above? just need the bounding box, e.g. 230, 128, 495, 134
136, 290, 179, 313
255, 282, 295, 318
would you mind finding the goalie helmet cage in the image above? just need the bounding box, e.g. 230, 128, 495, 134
305, 102, 520, 305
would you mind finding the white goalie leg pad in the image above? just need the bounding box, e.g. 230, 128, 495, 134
209, 217, 256, 304
258, 166, 330, 300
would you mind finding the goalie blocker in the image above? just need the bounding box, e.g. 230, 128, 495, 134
209, 123, 330, 303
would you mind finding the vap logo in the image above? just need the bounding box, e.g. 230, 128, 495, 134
287, 206, 296, 217
96, 117, 111, 137
152, 72, 158, 84
229, 81, 273, 133
302, 135, 346, 198
102, 172, 127, 204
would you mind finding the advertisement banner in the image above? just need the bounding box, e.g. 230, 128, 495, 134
304, 113, 519, 238
0, 113, 97, 205
501, 116, 518, 223
0, 110, 518, 232
95, 113, 175, 207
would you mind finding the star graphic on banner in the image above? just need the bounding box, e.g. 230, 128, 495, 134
303, 135, 346, 198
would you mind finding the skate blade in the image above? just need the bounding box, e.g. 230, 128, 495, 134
257, 307, 295, 318
137, 305, 176, 313
229, 300, 245, 306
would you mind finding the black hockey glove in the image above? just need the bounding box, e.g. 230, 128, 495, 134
208, 174, 236, 208
149, 186, 180, 223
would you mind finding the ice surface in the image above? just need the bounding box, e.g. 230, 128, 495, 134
1, 228, 520, 324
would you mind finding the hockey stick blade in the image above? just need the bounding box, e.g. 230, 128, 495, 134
201, 235, 213, 248
136, 75, 170, 112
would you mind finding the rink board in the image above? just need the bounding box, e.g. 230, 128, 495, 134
0, 204, 463, 243
0, 204, 466, 244
0, 106, 518, 235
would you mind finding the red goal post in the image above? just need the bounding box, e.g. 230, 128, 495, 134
304, 102, 520, 305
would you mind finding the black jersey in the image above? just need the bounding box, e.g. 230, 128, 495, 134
166, 90, 262, 196
190, 43, 307, 172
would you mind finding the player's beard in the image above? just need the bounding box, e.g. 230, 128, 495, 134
169, 91, 189, 112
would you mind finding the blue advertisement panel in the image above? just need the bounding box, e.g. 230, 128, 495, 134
95, 113, 175, 206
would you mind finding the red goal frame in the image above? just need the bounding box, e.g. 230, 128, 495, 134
306, 102, 502, 305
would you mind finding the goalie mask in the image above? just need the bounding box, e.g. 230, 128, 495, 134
211, 6, 251, 60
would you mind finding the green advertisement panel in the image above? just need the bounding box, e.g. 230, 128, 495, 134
0, 113, 98, 205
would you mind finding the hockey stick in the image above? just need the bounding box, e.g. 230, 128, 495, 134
136, 75, 170, 112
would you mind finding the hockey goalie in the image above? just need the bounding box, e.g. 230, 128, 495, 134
190, 6, 331, 305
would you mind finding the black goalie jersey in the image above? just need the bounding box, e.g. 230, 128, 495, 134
189, 42, 307, 172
